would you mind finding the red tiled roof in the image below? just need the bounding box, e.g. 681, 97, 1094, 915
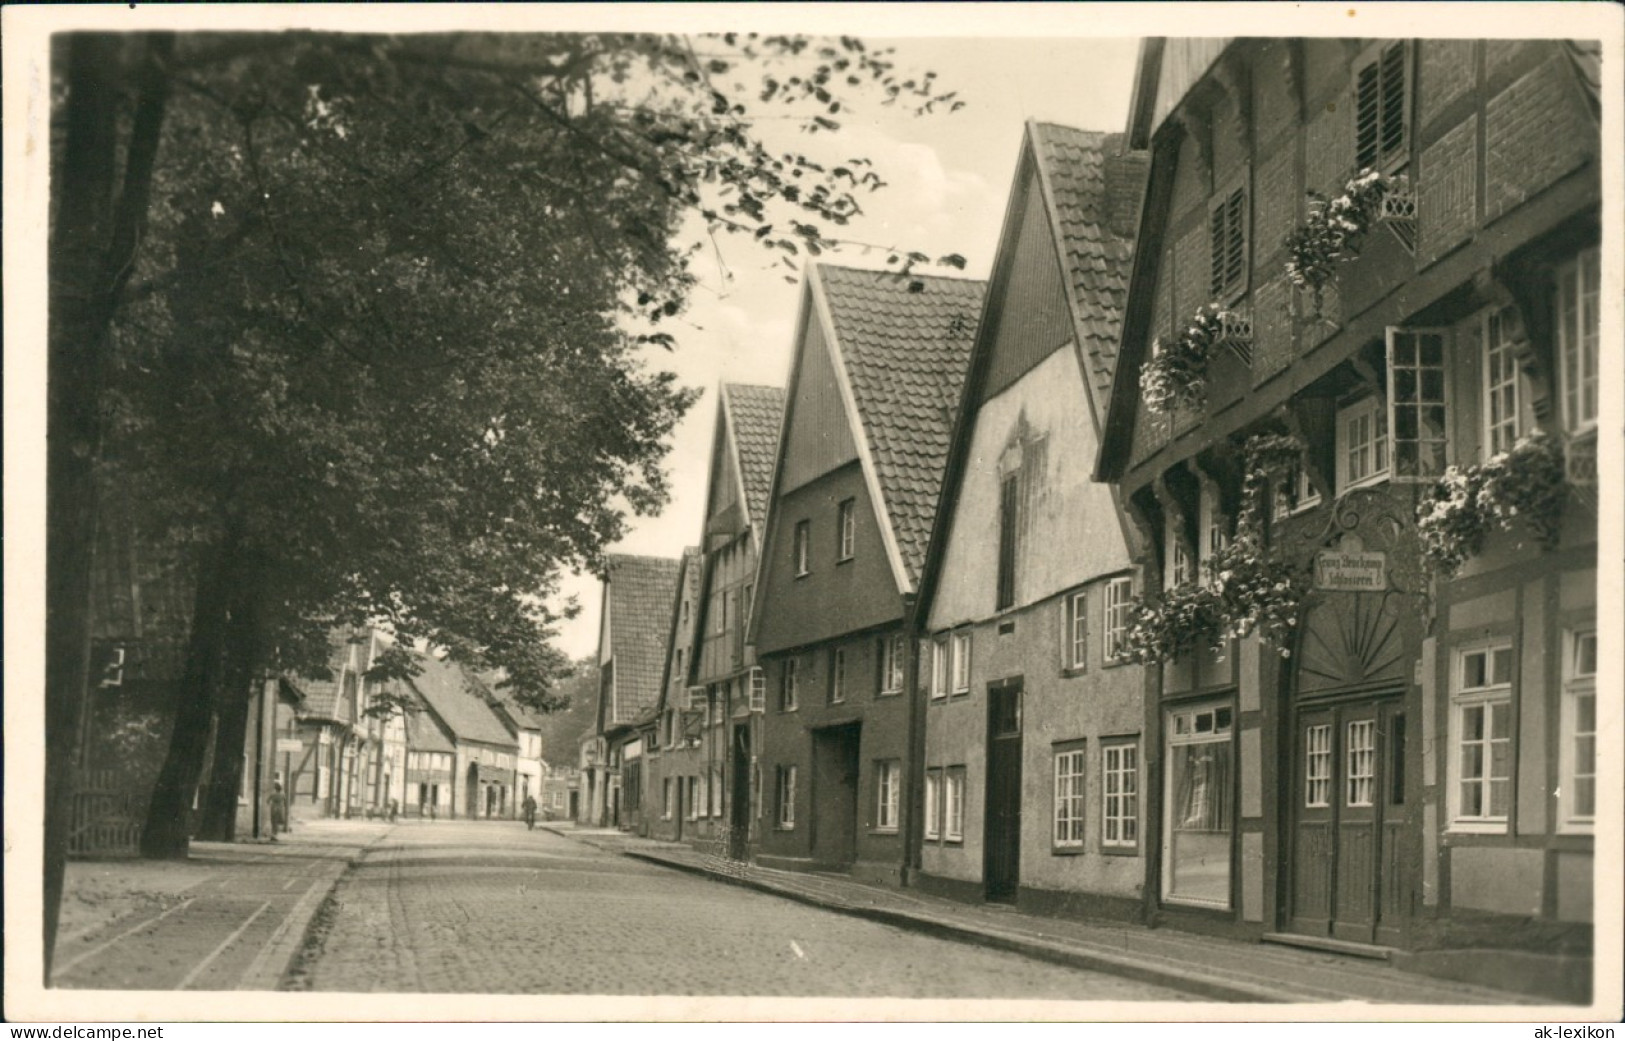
1030, 123, 1144, 412
289, 634, 362, 723
406, 702, 456, 754
603, 553, 681, 725
722, 383, 785, 534
408, 651, 517, 748
815, 264, 986, 585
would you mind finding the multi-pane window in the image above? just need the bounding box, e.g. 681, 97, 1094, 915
748, 667, 765, 712
1386, 328, 1448, 480
880, 634, 905, 695
923, 769, 942, 841
779, 657, 798, 712
1199, 485, 1229, 589
1272, 459, 1321, 520
1561, 629, 1597, 831
1452, 644, 1513, 829
1337, 396, 1389, 491
1165, 515, 1192, 590
875, 760, 901, 832
1346, 720, 1376, 807
1053, 745, 1088, 848
793, 520, 810, 576
775, 765, 796, 829
951, 632, 971, 694
837, 499, 856, 561
997, 473, 1019, 611
1304, 724, 1332, 807
1209, 186, 1248, 301
944, 767, 965, 842
1165, 702, 1234, 908
829, 647, 846, 704
1483, 306, 1524, 457
1102, 741, 1139, 849
930, 639, 948, 700
1104, 576, 1134, 663
1065, 590, 1088, 669
1355, 41, 1409, 172
1557, 247, 1600, 433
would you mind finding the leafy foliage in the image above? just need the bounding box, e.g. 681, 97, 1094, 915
1283, 168, 1402, 312
1140, 303, 1242, 414
1417, 430, 1568, 579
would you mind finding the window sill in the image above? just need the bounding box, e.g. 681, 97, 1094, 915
836, 556, 854, 566
1338, 474, 1390, 496
929, 693, 948, 705
1101, 843, 1140, 857
1051, 845, 1087, 857
871, 827, 900, 836
1445, 822, 1509, 836
942, 836, 964, 846
1101, 656, 1132, 670
1060, 665, 1087, 679
877, 690, 902, 699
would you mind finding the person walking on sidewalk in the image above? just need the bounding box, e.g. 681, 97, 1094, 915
268, 782, 289, 840
523, 793, 538, 830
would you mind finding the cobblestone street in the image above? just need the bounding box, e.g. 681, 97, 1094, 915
288, 821, 1192, 999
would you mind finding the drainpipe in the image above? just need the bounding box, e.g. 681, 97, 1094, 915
900, 594, 922, 887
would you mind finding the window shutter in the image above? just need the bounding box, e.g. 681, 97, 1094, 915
1209, 204, 1230, 298
1379, 42, 1407, 162
1357, 43, 1408, 170
1225, 191, 1246, 293
1355, 59, 1382, 169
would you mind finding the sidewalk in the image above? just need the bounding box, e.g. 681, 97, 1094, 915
54, 819, 393, 990
540, 822, 1549, 1006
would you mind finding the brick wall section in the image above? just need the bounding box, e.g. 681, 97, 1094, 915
1419, 39, 1477, 131
1253, 40, 1298, 144
1172, 220, 1207, 321
1485, 39, 1533, 81
1211, 97, 1248, 181
1302, 281, 1343, 349
1304, 93, 1351, 197
1103, 152, 1150, 239
1485, 56, 1594, 223
1251, 273, 1294, 384
1155, 255, 1175, 343
1419, 114, 1477, 265
1129, 404, 1170, 468
1253, 145, 1298, 266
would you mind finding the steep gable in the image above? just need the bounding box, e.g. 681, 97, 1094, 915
408, 651, 517, 748
724, 382, 786, 537
600, 553, 681, 726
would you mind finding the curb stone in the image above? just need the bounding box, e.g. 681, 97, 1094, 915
261, 827, 396, 990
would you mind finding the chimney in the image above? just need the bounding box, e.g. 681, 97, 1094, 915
1101, 134, 1151, 240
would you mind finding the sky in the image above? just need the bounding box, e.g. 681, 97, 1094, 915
549, 36, 1143, 660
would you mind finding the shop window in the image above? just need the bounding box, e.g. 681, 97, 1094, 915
1560, 629, 1596, 832
1053, 743, 1087, 849
1164, 702, 1234, 908
1102, 740, 1140, 851
1557, 247, 1600, 434
1355, 41, 1410, 172
1450, 643, 1513, 832
1386, 327, 1449, 480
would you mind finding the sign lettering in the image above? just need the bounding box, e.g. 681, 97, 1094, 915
1315, 550, 1388, 591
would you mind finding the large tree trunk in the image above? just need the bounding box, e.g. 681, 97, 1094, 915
140, 536, 234, 858
45, 33, 174, 981
197, 570, 268, 841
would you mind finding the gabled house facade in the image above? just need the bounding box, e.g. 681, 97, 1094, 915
748, 264, 984, 881
480, 676, 549, 813
688, 383, 786, 859
593, 553, 682, 829
912, 123, 1150, 915
647, 547, 712, 842
406, 650, 521, 819
285, 631, 374, 820
1095, 37, 1599, 983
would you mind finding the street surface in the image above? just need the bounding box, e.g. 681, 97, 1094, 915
290, 820, 1191, 999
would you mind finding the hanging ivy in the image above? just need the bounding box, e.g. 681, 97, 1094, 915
1417, 430, 1568, 579
1284, 168, 1405, 313
1140, 303, 1246, 414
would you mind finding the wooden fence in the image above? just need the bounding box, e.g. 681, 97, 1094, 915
68, 768, 144, 858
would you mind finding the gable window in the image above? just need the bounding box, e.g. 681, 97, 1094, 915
951, 632, 972, 695
1337, 396, 1389, 492
1386, 327, 1448, 480
997, 473, 1019, 611
875, 759, 901, 832
1053, 742, 1087, 849
923, 768, 942, 841
930, 638, 949, 700
1209, 184, 1249, 302
829, 647, 846, 704
837, 498, 856, 562
1064, 590, 1088, 670
749, 667, 765, 712
1560, 628, 1596, 832
1104, 576, 1134, 663
779, 658, 799, 712
1483, 306, 1524, 457
1102, 739, 1140, 851
1355, 41, 1410, 172
944, 766, 966, 842
775, 765, 796, 829
1450, 643, 1513, 832
1557, 247, 1600, 434
793, 520, 810, 577
879, 633, 905, 696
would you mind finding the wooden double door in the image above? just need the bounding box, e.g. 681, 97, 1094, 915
1287, 694, 1409, 946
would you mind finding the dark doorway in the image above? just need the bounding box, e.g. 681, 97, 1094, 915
465, 763, 480, 818
1287, 694, 1407, 945
984, 679, 1023, 903
811, 722, 861, 869
730, 724, 752, 860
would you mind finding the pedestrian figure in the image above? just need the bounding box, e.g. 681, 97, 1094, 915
387, 797, 399, 823
268, 781, 288, 840
523, 793, 538, 830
